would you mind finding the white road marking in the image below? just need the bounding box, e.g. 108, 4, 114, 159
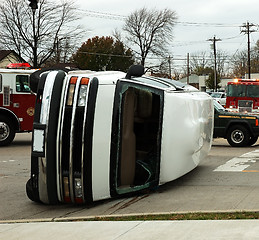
1, 160, 16, 163
214, 150, 259, 172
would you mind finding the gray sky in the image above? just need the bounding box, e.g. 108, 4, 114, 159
75, 0, 259, 70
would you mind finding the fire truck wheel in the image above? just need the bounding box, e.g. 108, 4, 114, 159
0, 116, 15, 146
248, 136, 258, 146
227, 125, 250, 147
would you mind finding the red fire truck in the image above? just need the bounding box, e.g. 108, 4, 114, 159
0, 67, 36, 146
226, 79, 259, 114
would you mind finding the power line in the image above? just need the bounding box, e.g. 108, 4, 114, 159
75, 8, 253, 30
176, 21, 240, 28
173, 34, 244, 47
75, 9, 126, 20
76, 51, 133, 58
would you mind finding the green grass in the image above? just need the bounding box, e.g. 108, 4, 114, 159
83, 212, 259, 221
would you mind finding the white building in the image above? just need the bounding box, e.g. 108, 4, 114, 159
179, 74, 208, 91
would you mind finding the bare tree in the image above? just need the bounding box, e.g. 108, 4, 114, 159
231, 40, 259, 77
214, 50, 228, 78
190, 50, 227, 77
123, 8, 177, 66
0, 0, 83, 68
190, 51, 210, 75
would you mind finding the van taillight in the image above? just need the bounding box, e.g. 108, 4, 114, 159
63, 177, 71, 203
66, 77, 78, 106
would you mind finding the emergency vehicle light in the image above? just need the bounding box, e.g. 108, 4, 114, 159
231, 78, 259, 84
6, 63, 31, 69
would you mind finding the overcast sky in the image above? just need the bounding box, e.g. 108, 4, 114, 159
75, 0, 259, 69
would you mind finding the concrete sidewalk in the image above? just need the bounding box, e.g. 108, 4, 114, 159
1, 220, 259, 240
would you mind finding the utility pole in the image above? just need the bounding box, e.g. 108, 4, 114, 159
187, 53, 190, 85
207, 36, 221, 92
241, 22, 256, 79
168, 55, 172, 79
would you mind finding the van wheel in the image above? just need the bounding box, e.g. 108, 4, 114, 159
0, 116, 15, 146
26, 178, 41, 203
227, 125, 250, 147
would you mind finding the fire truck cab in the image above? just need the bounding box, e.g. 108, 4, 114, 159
226, 79, 259, 114
0, 68, 36, 146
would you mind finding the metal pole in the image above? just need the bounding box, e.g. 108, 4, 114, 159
241, 22, 256, 79
213, 37, 217, 91
168, 55, 171, 79
32, 9, 37, 68
29, 0, 38, 68
247, 22, 251, 79
187, 53, 190, 85
207, 36, 221, 92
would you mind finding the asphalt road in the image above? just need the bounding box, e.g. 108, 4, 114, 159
1, 133, 259, 222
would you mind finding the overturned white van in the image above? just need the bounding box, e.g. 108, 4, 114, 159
26, 65, 214, 204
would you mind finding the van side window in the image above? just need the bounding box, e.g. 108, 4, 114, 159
16, 75, 30, 92
0, 74, 2, 92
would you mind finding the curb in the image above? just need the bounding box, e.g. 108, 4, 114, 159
2, 209, 259, 224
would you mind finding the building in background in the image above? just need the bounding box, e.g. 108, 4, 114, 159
179, 74, 208, 91
0, 50, 26, 68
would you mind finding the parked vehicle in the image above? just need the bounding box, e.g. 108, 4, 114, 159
226, 79, 259, 114
213, 100, 259, 147
0, 67, 36, 146
211, 92, 226, 107
26, 65, 213, 204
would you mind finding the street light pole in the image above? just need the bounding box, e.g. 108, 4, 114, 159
28, 0, 38, 68
28, 0, 38, 11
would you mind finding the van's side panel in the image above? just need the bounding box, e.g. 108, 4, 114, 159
91, 84, 116, 201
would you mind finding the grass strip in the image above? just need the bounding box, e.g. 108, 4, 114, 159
85, 212, 259, 221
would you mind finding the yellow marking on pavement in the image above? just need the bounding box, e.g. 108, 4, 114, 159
242, 170, 259, 172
